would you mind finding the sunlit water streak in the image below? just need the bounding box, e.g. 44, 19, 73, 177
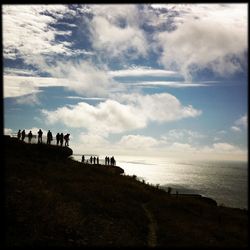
73, 155, 248, 209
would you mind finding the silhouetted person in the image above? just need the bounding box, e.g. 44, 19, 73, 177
56, 133, 60, 146
97, 157, 99, 165
28, 131, 33, 143
112, 156, 116, 166
105, 156, 107, 165
111, 156, 115, 166
107, 157, 110, 165
21, 130, 25, 141
64, 133, 70, 146
60, 133, 64, 146
93, 156, 96, 164
47, 130, 53, 145
82, 155, 85, 163
90, 156, 93, 164
17, 129, 21, 140
38, 129, 43, 144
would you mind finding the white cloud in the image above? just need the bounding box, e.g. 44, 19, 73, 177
212, 142, 237, 152
217, 130, 227, 134
118, 134, 159, 149
41, 93, 202, 136
4, 68, 37, 76
155, 4, 247, 79
88, 4, 139, 24
41, 99, 146, 136
213, 137, 221, 142
3, 75, 68, 98
50, 61, 124, 97
4, 60, 124, 99
163, 129, 205, 143
109, 67, 179, 78
231, 126, 241, 132
4, 128, 13, 136
165, 141, 247, 161
88, 5, 148, 59
79, 133, 109, 146
2, 5, 75, 61
229, 114, 247, 132
116, 93, 202, 123
170, 142, 197, 152
235, 114, 247, 129
66, 96, 107, 101
128, 81, 208, 88
16, 93, 41, 106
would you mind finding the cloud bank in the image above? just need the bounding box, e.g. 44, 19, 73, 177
154, 4, 247, 80
42, 93, 202, 136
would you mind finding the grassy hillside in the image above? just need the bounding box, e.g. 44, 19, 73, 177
4, 136, 248, 247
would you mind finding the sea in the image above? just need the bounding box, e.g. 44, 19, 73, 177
72, 154, 248, 210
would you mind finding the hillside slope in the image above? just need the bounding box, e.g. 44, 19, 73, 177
4, 136, 248, 247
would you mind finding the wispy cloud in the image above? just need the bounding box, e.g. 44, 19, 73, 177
127, 81, 208, 88
3, 5, 75, 60
4, 75, 68, 98
230, 114, 247, 132
4, 67, 37, 76
118, 134, 159, 149
235, 114, 247, 128
44, 60, 124, 97
162, 129, 205, 143
231, 126, 241, 132
109, 67, 180, 78
16, 93, 41, 106
66, 96, 107, 101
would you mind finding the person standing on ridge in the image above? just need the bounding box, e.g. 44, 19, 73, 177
60, 133, 64, 146
28, 131, 33, 143
56, 133, 60, 146
21, 129, 26, 141
64, 133, 70, 147
17, 129, 21, 140
47, 130, 53, 145
82, 155, 85, 163
38, 129, 43, 144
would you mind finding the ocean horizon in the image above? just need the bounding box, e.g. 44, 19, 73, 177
73, 154, 248, 210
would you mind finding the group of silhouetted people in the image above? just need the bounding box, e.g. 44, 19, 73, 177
16, 129, 70, 147
105, 156, 116, 166
17, 129, 26, 142
81, 155, 99, 165
81, 155, 116, 166
17, 129, 33, 143
55, 132, 70, 147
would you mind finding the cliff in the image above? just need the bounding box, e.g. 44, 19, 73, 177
4, 136, 248, 247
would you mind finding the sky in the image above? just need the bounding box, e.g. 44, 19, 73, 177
3, 4, 248, 161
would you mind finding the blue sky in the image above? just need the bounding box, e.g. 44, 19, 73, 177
3, 4, 248, 161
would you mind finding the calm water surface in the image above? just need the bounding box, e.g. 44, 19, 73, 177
73, 155, 248, 209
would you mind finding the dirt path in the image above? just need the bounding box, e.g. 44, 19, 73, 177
142, 203, 157, 247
